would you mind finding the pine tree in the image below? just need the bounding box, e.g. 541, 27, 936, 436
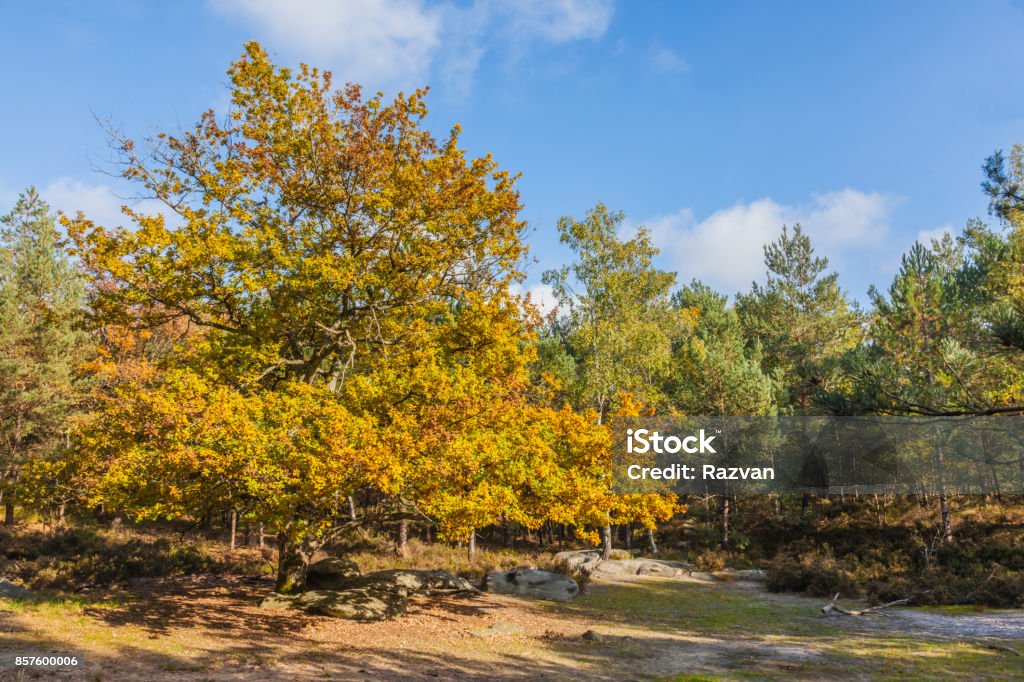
0, 188, 88, 524
736, 224, 860, 412
671, 280, 776, 417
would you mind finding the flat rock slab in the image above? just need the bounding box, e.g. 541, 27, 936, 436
468, 621, 525, 638
346, 569, 477, 596
592, 559, 692, 580
258, 568, 477, 621
312, 586, 408, 621
485, 568, 579, 602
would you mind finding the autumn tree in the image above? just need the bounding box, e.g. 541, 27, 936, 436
542, 204, 677, 421
68, 42, 532, 592
542, 204, 679, 557
0, 188, 89, 525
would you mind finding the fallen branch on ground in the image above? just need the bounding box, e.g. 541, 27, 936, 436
973, 641, 1021, 657
820, 593, 911, 617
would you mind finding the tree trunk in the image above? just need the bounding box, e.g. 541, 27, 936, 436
503, 520, 514, 548
933, 443, 953, 544
647, 528, 659, 555
467, 530, 477, 560
720, 496, 730, 550
229, 509, 238, 551
601, 524, 613, 560
397, 519, 410, 558
258, 522, 265, 549
4, 502, 13, 527
275, 531, 311, 594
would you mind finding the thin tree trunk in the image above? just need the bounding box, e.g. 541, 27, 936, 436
4, 502, 13, 527
936, 443, 953, 544
397, 519, 410, 558
601, 524, 613, 560
647, 528, 659, 555
720, 496, 730, 550
467, 530, 477, 560
229, 509, 238, 551
258, 522, 265, 549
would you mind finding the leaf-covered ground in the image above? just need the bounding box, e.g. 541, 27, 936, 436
1, 575, 1022, 680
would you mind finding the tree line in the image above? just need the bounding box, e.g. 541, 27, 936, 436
2, 43, 1023, 593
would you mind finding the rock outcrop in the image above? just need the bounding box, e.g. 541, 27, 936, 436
304, 557, 361, 590
258, 566, 477, 621
484, 568, 579, 602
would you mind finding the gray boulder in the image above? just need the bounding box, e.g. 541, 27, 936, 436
310, 587, 409, 621
552, 550, 602, 576
591, 559, 690, 580
346, 569, 478, 596
484, 568, 579, 601
305, 557, 361, 590
258, 568, 476, 621
0, 578, 35, 601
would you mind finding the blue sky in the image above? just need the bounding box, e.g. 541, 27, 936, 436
2, 1, 1024, 306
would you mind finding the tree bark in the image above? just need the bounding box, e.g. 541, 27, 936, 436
936, 444, 953, 544
601, 524, 613, 560
647, 528, 659, 555
229, 509, 238, 551
4, 502, 13, 527
397, 519, 410, 558
275, 531, 311, 594
467, 530, 477, 560
720, 496, 730, 550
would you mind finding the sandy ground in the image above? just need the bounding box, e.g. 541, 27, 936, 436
2, 574, 1023, 680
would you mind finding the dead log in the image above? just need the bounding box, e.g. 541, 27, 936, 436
820, 593, 911, 617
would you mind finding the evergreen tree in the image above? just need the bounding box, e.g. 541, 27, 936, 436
736, 224, 860, 412
0, 188, 88, 524
670, 280, 775, 416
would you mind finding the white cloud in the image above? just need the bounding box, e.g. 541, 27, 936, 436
210, 0, 443, 87
512, 281, 558, 316
650, 47, 689, 75
39, 178, 176, 231
646, 190, 899, 295
499, 0, 614, 43
208, 0, 614, 92
917, 223, 954, 246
